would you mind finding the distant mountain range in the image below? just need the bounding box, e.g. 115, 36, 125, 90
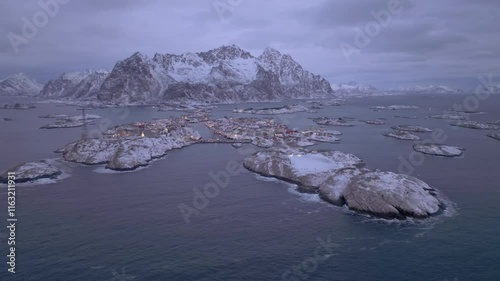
392, 85, 462, 95
27, 45, 334, 105
2, 45, 498, 104
0, 73, 43, 96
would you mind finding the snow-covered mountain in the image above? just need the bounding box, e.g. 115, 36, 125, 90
0, 73, 44, 96
331, 81, 379, 96
393, 85, 462, 94
86, 45, 334, 104
39, 69, 110, 100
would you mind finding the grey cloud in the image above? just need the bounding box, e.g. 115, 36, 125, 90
0, 0, 499, 89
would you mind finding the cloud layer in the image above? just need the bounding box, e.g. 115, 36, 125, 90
1, 0, 499, 89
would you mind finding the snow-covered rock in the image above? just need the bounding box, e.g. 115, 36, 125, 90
0, 161, 62, 183
244, 149, 446, 219
40, 45, 334, 105
63, 127, 199, 170
450, 121, 499, 130
39, 69, 110, 100
307, 133, 341, 143
332, 82, 380, 96
364, 120, 386, 125
0, 73, 43, 96
488, 120, 500, 125
243, 150, 363, 193
488, 134, 500, 140
370, 105, 420, 110
40, 114, 102, 129
342, 171, 441, 218
383, 131, 421, 141
391, 125, 433, 133
313, 117, 354, 126
233, 104, 309, 115
413, 144, 464, 157
429, 114, 466, 120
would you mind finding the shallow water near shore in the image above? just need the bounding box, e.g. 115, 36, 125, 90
0, 94, 499, 280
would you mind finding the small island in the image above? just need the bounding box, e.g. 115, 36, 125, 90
429, 114, 465, 120
40, 114, 103, 129
243, 148, 445, 219
370, 105, 419, 110
2, 103, 36, 110
364, 120, 386, 125
487, 134, 500, 141
450, 121, 499, 130
383, 131, 421, 141
391, 125, 434, 133
232, 104, 309, 115
413, 144, 464, 157
313, 117, 354, 126
0, 161, 63, 184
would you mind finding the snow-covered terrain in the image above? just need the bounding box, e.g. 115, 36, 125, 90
39, 69, 110, 100
244, 149, 446, 219
63, 127, 200, 171
429, 114, 466, 120
0, 73, 43, 96
392, 85, 462, 95
40, 114, 102, 129
391, 125, 434, 133
233, 104, 309, 115
332, 81, 381, 96
383, 131, 421, 141
0, 161, 62, 183
413, 144, 464, 157
488, 134, 500, 140
34, 45, 333, 105
370, 105, 420, 110
450, 121, 499, 130
313, 117, 354, 126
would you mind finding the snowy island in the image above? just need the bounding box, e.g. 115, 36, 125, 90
0, 161, 63, 184
40, 114, 103, 129
413, 144, 464, 157
243, 148, 445, 219
383, 131, 421, 141
450, 121, 499, 130
232, 104, 309, 115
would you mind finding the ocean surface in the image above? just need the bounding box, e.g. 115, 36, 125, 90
0, 94, 499, 281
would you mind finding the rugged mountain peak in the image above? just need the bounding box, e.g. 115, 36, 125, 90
260, 47, 282, 59
40, 69, 110, 98
0, 72, 43, 96
38, 45, 335, 104
198, 44, 254, 64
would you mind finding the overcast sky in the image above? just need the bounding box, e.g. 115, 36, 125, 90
1, 0, 499, 89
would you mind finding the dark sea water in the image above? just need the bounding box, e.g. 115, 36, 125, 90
0, 94, 499, 281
